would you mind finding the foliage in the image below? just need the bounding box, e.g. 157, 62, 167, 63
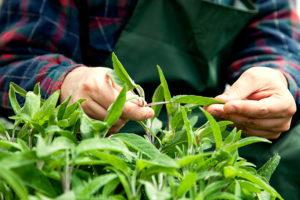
0, 54, 283, 200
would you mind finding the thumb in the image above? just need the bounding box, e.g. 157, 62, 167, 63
217, 73, 258, 102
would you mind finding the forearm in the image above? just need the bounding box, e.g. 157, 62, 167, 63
0, 54, 80, 108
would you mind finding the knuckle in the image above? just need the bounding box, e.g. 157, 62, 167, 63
277, 123, 291, 133
268, 133, 281, 140
258, 106, 269, 117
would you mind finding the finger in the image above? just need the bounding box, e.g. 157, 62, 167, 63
81, 100, 107, 121
107, 118, 128, 135
236, 125, 281, 139
205, 104, 225, 116
122, 101, 154, 121
223, 98, 293, 119
217, 72, 258, 102
218, 113, 292, 133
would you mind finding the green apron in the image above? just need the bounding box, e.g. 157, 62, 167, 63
108, 0, 299, 199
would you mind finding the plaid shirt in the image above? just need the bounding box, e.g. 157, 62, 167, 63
0, 0, 299, 117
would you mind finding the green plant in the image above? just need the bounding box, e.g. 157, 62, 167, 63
0, 53, 282, 200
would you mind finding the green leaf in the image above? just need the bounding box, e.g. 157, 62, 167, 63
206, 192, 242, 200
104, 87, 127, 128
57, 96, 71, 120
80, 114, 108, 139
55, 191, 75, 200
258, 154, 281, 182
76, 138, 133, 158
112, 169, 133, 200
176, 172, 197, 198
140, 180, 171, 200
203, 180, 230, 197
176, 152, 212, 167
223, 166, 238, 179
36, 136, 75, 158
180, 106, 193, 151
0, 140, 21, 151
21, 92, 40, 118
151, 84, 164, 118
45, 125, 77, 144
63, 99, 86, 119
9, 83, 21, 114
13, 165, 57, 197
33, 83, 40, 96
34, 90, 60, 123
17, 139, 30, 152
10, 83, 27, 98
238, 180, 262, 193
111, 133, 161, 159
107, 69, 125, 88
225, 137, 271, 152
137, 154, 179, 171
157, 65, 174, 116
0, 165, 28, 200
171, 95, 224, 106
0, 151, 36, 169
0, 121, 6, 135
200, 107, 222, 150
112, 52, 137, 90
78, 174, 117, 198
90, 151, 130, 175
102, 177, 120, 196
235, 167, 283, 200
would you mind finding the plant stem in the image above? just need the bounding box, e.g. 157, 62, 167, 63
145, 101, 171, 107
28, 128, 34, 149
65, 149, 70, 191
57, 167, 65, 192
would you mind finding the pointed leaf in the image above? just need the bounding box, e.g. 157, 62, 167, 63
258, 154, 280, 182
111, 133, 161, 159
171, 95, 224, 106
200, 107, 222, 150
104, 87, 126, 127
13, 165, 57, 197
180, 106, 193, 151
176, 172, 197, 198
34, 90, 60, 123
0, 166, 28, 200
112, 52, 136, 90
151, 84, 164, 118
225, 137, 271, 152
157, 66, 172, 115
78, 174, 117, 198
107, 69, 125, 88
9, 83, 21, 113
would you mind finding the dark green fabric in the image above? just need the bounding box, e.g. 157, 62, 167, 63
109, 0, 256, 97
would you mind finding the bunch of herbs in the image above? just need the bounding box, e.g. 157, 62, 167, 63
0, 53, 282, 200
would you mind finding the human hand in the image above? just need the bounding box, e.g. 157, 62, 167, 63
60, 66, 154, 134
206, 67, 296, 139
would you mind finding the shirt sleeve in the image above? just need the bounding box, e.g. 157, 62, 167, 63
0, 0, 82, 108
227, 0, 300, 115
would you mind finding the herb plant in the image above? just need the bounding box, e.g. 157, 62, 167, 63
0, 53, 283, 200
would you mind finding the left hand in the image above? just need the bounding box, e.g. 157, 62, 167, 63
206, 67, 296, 139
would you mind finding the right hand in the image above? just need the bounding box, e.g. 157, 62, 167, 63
60, 66, 154, 134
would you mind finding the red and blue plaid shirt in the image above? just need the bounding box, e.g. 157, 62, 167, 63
0, 0, 299, 120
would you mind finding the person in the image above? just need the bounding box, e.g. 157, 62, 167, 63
0, 0, 299, 199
